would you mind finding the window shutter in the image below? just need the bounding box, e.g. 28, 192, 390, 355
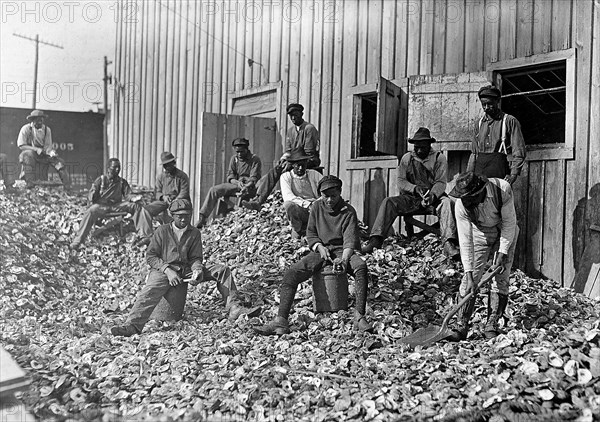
375, 77, 403, 155
408, 72, 491, 150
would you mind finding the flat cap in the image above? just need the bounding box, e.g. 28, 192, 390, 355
318, 175, 343, 194
169, 198, 193, 214
286, 103, 304, 114
232, 137, 250, 147
478, 85, 501, 99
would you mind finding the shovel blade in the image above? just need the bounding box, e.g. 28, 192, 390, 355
399, 325, 452, 347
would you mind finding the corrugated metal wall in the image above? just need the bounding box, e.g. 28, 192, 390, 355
113, 0, 599, 292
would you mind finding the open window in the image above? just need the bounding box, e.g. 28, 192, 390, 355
351, 77, 404, 158
488, 49, 575, 160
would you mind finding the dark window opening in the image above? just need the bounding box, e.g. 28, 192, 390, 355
499, 61, 566, 145
357, 93, 378, 157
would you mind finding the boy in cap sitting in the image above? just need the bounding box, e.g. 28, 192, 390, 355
196, 138, 261, 228
112, 199, 260, 336
254, 175, 373, 335
447, 172, 519, 340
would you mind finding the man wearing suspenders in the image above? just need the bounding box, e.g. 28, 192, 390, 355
466, 86, 526, 185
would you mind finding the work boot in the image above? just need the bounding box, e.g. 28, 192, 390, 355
446, 295, 477, 342
483, 292, 508, 339
111, 324, 141, 337
253, 316, 290, 335
353, 310, 374, 333
443, 240, 460, 259
226, 292, 262, 321
361, 236, 383, 254
195, 213, 206, 229
241, 200, 261, 211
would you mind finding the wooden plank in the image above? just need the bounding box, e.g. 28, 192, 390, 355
356, 0, 368, 85
381, 0, 396, 79
444, 0, 464, 73
552, 0, 572, 51
588, 0, 600, 204
541, 160, 565, 283
533, 0, 552, 54
483, 0, 500, 65
234, 0, 246, 93
513, 161, 530, 271
463, 0, 484, 72
564, 0, 593, 286
175, 1, 188, 167
367, 0, 383, 83
206, 0, 217, 110
366, 167, 388, 229
218, 2, 230, 114
526, 161, 544, 276
162, 1, 175, 158
516, 0, 534, 57
268, 0, 282, 83
394, 0, 409, 78
388, 166, 401, 234
287, 1, 301, 104
155, 2, 168, 177
420, 0, 435, 75
349, 168, 367, 222
252, 0, 263, 87
328, 0, 344, 176
243, 0, 253, 90
182, 0, 196, 177
309, 0, 322, 127
432, 0, 447, 75
406, 0, 422, 76
186, 0, 200, 185
138, 1, 151, 186
319, 1, 334, 174
498, 0, 517, 61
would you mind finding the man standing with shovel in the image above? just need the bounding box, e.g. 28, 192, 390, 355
447, 172, 519, 341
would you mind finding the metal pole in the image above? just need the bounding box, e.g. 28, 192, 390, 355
103, 56, 109, 169
33, 34, 39, 109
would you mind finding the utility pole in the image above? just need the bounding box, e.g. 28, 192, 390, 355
103, 56, 113, 169
13, 33, 63, 109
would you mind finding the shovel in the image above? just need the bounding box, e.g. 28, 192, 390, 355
399, 266, 503, 347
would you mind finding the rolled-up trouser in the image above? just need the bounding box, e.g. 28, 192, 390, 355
126, 264, 234, 330
283, 201, 310, 236
72, 202, 153, 245
369, 193, 457, 242
19, 150, 71, 187
278, 249, 369, 319
458, 225, 520, 295
199, 183, 241, 217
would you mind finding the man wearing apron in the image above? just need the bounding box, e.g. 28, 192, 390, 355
466, 86, 526, 185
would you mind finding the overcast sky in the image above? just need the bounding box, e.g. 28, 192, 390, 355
0, 0, 117, 112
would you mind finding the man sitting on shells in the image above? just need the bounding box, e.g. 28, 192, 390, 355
112, 199, 261, 337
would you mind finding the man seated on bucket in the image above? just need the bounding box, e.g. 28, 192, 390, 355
280, 148, 323, 239
70, 158, 153, 250
145, 151, 190, 221
254, 175, 373, 336
196, 137, 261, 228
111, 199, 261, 337
447, 172, 518, 341
361, 127, 460, 259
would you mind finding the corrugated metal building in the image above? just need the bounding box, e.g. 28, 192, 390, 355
112, 0, 599, 296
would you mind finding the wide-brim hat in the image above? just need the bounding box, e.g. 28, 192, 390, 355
160, 152, 176, 165
318, 175, 343, 194
169, 198, 193, 214
286, 148, 311, 163
450, 172, 488, 198
408, 127, 436, 143
27, 110, 48, 120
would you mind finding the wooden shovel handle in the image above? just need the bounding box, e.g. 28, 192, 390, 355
441, 266, 503, 327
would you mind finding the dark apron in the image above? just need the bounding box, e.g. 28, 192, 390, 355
474, 152, 509, 179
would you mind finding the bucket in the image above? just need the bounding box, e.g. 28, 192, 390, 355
312, 265, 349, 312
150, 283, 188, 321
